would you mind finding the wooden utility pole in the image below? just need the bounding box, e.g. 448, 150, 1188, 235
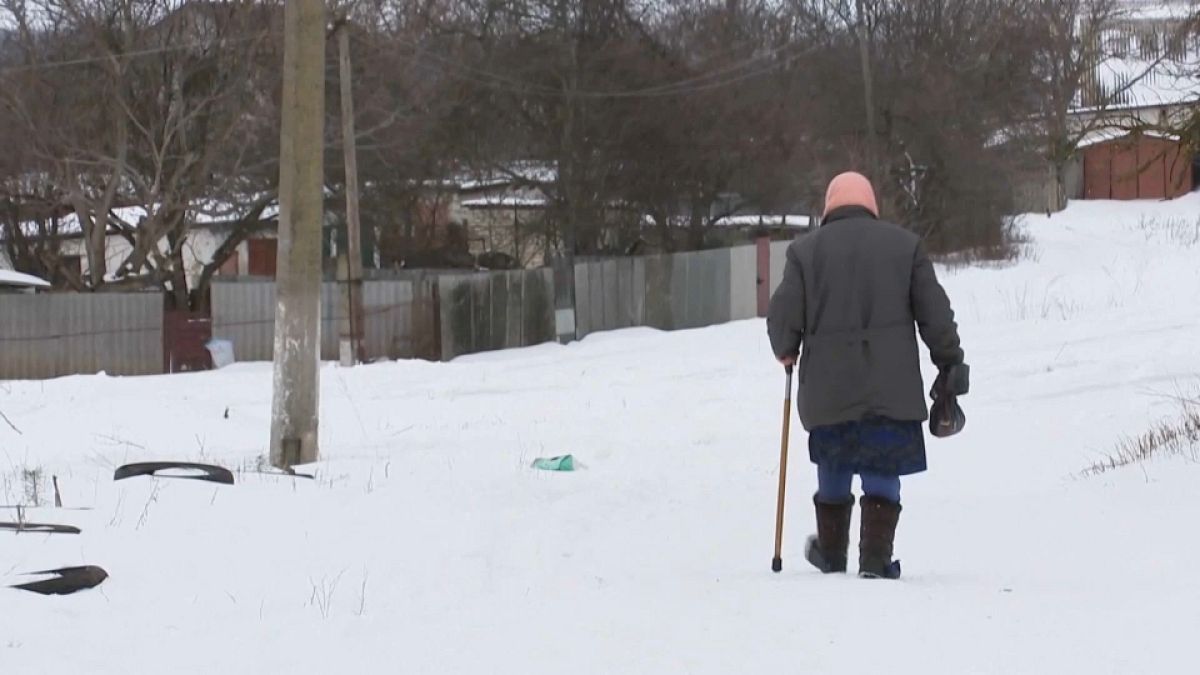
855, 0, 878, 177
337, 23, 366, 366
556, 25, 581, 344
270, 0, 326, 468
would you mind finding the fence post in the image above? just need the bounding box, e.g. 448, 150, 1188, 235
552, 257, 576, 343
429, 277, 443, 361
756, 235, 771, 317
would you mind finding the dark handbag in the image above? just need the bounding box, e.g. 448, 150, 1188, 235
929, 363, 969, 438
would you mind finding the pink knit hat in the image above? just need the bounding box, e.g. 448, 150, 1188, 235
823, 172, 879, 219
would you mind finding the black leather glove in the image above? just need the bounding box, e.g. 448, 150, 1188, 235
931, 363, 970, 399
929, 363, 969, 438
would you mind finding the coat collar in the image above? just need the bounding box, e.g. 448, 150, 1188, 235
822, 205, 878, 226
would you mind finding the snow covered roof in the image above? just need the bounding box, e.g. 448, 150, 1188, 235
438, 162, 558, 191
0, 269, 51, 288
1083, 54, 1200, 111
712, 215, 811, 229
1076, 127, 1182, 148
1114, 1, 1196, 22
1074, 2, 1200, 112
639, 214, 812, 229
8, 198, 279, 239
460, 195, 549, 209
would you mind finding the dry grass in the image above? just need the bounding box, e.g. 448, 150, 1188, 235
0, 466, 46, 507
936, 218, 1039, 270
22, 468, 43, 506
308, 570, 347, 620
1082, 400, 1200, 477
1132, 216, 1200, 248
997, 282, 1082, 322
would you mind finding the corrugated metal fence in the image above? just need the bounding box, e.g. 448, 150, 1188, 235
437, 269, 555, 360
211, 272, 554, 363
210, 280, 420, 362
1, 238, 797, 378
572, 245, 763, 339
0, 292, 163, 379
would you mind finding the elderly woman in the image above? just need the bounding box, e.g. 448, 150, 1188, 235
767, 172, 965, 579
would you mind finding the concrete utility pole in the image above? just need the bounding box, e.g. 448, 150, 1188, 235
337, 23, 366, 366
270, 0, 326, 468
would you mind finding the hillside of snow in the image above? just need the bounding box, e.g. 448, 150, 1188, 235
2, 194, 1199, 674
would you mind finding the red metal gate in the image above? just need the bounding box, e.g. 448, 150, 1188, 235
163, 309, 213, 373
1083, 135, 1195, 201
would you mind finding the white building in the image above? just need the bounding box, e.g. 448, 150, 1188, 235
0, 202, 283, 289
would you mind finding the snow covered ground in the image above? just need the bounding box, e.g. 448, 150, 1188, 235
2, 195, 1200, 674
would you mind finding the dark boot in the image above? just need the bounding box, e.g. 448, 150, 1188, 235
858, 496, 902, 579
804, 494, 854, 573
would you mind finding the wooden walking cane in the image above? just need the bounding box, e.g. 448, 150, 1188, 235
772, 365, 794, 573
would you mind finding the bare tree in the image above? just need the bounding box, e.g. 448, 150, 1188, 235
778, 1, 1045, 253
0, 0, 282, 305
4, 0, 1144, 279
0, 0, 130, 287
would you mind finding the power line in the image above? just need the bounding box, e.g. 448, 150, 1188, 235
579, 42, 810, 97
0, 21, 809, 99
0, 33, 265, 75
401, 37, 813, 99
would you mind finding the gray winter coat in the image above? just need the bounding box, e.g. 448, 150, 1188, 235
767, 206, 963, 430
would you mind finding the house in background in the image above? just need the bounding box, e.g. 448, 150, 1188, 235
402, 163, 818, 266
456, 192, 551, 268
0, 201, 284, 289
407, 163, 557, 269
1065, 5, 1199, 203
1003, 3, 1199, 212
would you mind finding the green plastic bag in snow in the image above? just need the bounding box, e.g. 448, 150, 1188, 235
531, 455, 575, 471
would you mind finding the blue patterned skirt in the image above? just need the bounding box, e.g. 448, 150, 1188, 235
808, 416, 927, 476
